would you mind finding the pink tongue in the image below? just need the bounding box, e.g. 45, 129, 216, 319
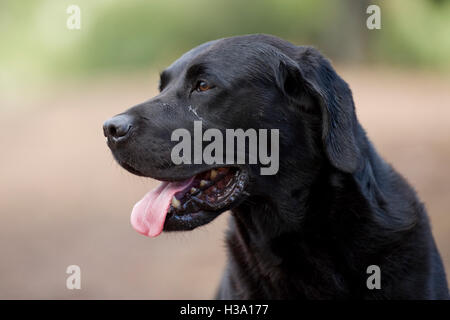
130, 177, 194, 237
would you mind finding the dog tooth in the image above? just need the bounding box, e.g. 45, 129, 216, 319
171, 196, 181, 209
210, 169, 218, 180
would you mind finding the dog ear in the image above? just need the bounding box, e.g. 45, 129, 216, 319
276, 48, 361, 173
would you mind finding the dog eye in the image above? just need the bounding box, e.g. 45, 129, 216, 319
195, 80, 211, 92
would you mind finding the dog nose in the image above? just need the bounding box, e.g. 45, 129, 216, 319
103, 114, 133, 141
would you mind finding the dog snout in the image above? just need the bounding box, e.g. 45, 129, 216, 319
103, 114, 134, 142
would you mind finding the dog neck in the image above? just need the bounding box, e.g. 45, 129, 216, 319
225, 145, 417, 299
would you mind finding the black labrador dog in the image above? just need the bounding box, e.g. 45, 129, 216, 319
104, 34, 449, 299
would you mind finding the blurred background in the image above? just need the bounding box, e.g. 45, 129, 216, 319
0, 0, 449, 299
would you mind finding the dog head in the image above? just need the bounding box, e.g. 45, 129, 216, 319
104, 34, 361, 236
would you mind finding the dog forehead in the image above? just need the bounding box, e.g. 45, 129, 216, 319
165, 39, 220, 75
166, 38, 283, 79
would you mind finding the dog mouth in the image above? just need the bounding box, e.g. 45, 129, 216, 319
168, 167, 246, 214
130, 167, 248, 237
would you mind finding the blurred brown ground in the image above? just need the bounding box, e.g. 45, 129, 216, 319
0, 67, 449, 299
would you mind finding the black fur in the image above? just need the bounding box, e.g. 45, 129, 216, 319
105, 34, 449, 299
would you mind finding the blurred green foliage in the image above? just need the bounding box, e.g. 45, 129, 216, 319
1, 0, 449, 86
